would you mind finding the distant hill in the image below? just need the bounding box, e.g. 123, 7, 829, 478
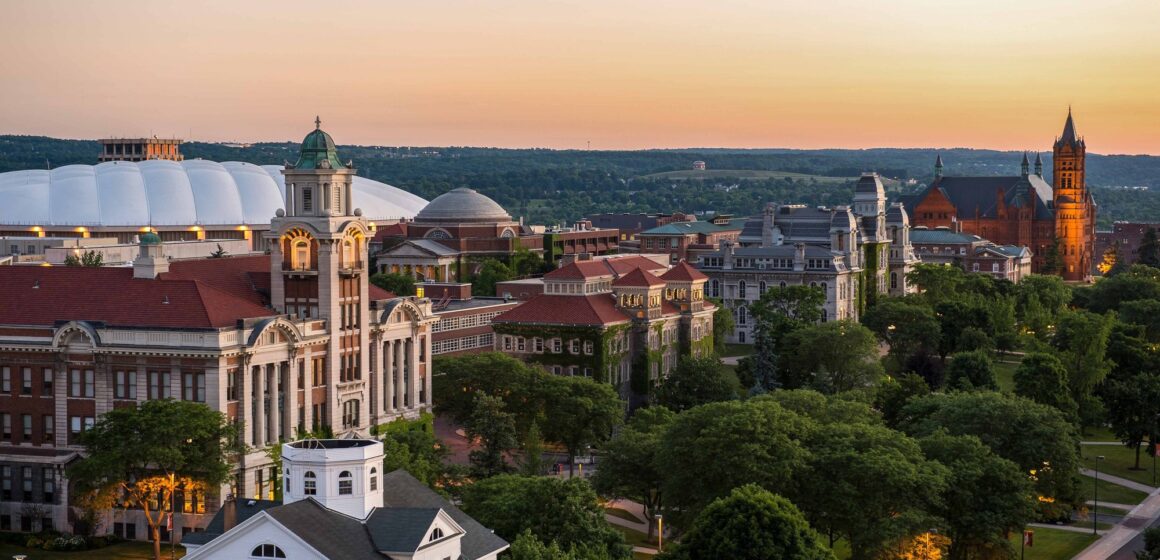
2, 135, 1158, 227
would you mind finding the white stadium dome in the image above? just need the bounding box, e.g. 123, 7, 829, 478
0, 159, 428, 227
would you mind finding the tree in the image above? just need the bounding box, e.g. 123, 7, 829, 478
1043, 239, 1063, 275
461, 475, 629, 559
209, 243, 228, 258
1088, 265, 1160, 313
662, 484, 835, 560
795, 423, 947, 558
919, 432, 1035, 560
432, 353, 550, 436
591, 406, 675, 540
1014, 353, 1078, 421
1136, 527, 1160, 560
759, 390, 881, 426
652, 356, 738, 412
67, 400, 238, 560
1139, 228, 1160, 268
747, 285, 826, 392
899, 392, 1082, 514
510, 245, 547, 277
540, 375, 624, 475
1102, 372, 1160, 470
907, 263, 964, 304
861, 299, 941, 370
875, 372, 931, 428
658, 399, 813, 529
465, 392, 518, 478
956, 326, 992, 353
472, 258, 514, 296
508, 530, 617, 560
710, 298, 734, 356
381, 422, 453, 491
1120, 299, 1160, 342
1015, 274, 1071, 320
517, 421, 548, 476
1054, 310, 1114, 428
779, 320, 883, 393
369, 272, 416, 296
64, 249, 104, 267
933, 298, 994, 359
943, 350, 998, 391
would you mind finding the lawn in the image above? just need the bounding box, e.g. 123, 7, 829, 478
721, 343, 753, 358
612, 524, 658, 549
1081, 442, 1160, 488
1082, 425, 1119, 442
1006, 526, 1098, 559
0, 541, 180, 559
994, 359, 1020, 393
1080, 474, 1150, 505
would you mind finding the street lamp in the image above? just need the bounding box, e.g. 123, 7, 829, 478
1094, 455, 1105, 535
655, 514, 664, 553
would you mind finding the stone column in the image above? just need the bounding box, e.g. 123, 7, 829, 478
268, 364, 280, 444
423, 335, 433, 408
253, 364, 265, 447
240, 358, 253, 448
408, 336, 419, 410
384, 340, 395, 414
395, 339, 406, 410
286, 357, 298, 438
53, 360, 67, 447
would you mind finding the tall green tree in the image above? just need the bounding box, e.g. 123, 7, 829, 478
1014, 353, 1079, 421
461, 475, 630, 559
779, 320, 883, 393
465, 392, 518, 478
907, 263, 964, 304
652, 356, 738, 412
472, 258, 515, 296
1053, 310, 1114, 428
943, 350, 998, 392
919, 432, 1036, 560
1139, 228, 1160, 268
591, 406, 675, 539
1102, 372, 1160, 469
662, 485, 835, 560
1119, 299, 1160, 342
369, 272, 416, 296
67, 400, 238, 560
710, 298, 734, 356
759, 390, 881, 426
658, 399, 813, 529
874, 373, 931, 428
381, 422, 453, 491
433, 353, 550, 435
862, 299, 941, 370
541, 375, 624, 475
795, 423, 947, 558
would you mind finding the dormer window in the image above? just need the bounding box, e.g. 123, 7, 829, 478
429, 527, 445, 542
252, 544, 287, 558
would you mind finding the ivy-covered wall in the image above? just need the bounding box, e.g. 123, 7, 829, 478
491, 323, 630, 386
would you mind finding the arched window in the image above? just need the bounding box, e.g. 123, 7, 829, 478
426, 229, 452, 240
890, 273, 898, 290
338, 471, 352, 495
821, 282, 827, 294
429, 527, 445, 542
738, 280, 747, 298
293, 240, 310, 270
779, 281, 787, 289
342, 239, 355, 267
809, 281, 817, 288
303, 471, 316, 495
252, 544, 287, 558
737, 306, 748, 326
759, 281, 766, 294
369, 467, 378, 492
500, 228, 515, 239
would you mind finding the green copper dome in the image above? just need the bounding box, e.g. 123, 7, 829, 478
139, 232, 162, 245
292, 116, 349, 170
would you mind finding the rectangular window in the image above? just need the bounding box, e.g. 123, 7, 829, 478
44, 415, 54, 440
1, 413, 9, 440
149, 371, 171, 400
583, 341, 594, 355
503, 336, 512, 351
43, 469, 55, 503
553, 339, 562, 353
227, 370, 239, 401
21, 368, 32, 395
517, 337, 526, 352
115, 370, 137, 400
70, 370, 82, 397
22, 414, 31, 440
1, 466, 10, 500
302, 187, 313, 212
22, 467, 32, 501
1, 367, 8, 392
534, 338, 543, 352
339, 478, 352, 495
43, 368, 53, 393
183, 372, 206, 402
304, 477, 316, 495
570, 339, 579, 354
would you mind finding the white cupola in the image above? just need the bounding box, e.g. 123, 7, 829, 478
281, 439, 384, 519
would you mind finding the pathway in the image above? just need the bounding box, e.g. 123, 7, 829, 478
1074, 486, 1160, 560
1080, 469, 1158, 494
1029, 522, 1107, 536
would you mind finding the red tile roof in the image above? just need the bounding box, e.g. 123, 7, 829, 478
661, 261, 708, 282
544, 260, 616, 280
612, 268, 665, 288
602, 255, 668, 276
492, 294, 630, 326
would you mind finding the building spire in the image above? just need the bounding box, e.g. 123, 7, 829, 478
1021, 151, 1030, 176
934, 153, 944, 178
1034, 152, 1043, 177
1058, 107, 1079, 146
315, 115, 321, 130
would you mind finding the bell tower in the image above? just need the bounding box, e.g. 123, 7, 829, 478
268, 118, 371, 435
1052, 108, 1090, 280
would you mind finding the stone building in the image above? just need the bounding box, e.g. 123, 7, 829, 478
909, 227, 1033, 282
0, 120, 435, 541
902, 110, 1096, 280
490, 258, 714, 406
702, 173, 919, 344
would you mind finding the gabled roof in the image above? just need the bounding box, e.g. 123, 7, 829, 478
909, 228, 982, 245
181, 498, 280, 547
916, 174, 1055, 221
380, 470, 509, 560
545, 260, 616, 280
660, 261, 708, 282
492, 294, 630, 326
612, 268, 664, 288
640, 217, 746, 236
365, 507, 445, 554
267, 499, 382, 559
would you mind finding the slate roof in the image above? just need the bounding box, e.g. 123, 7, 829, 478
267, 499, 383, 559
181, 498, 280, 546
380, 470, 509, 560
364, 507, 442, 554
612, 268, 665, 288
916, 174, 1055, 221
491, 294, 630, 326
639, 217, 747, 236
909, 229, 982, 245
885, 203, 908, 224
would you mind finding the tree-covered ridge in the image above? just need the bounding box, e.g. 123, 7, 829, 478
3, 135, 1159, 227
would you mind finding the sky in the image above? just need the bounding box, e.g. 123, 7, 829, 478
2, 0, 1159, 153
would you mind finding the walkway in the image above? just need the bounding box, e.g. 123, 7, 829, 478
1074, 486, 1160, 560
1029, 522, 1107, 536
1080, 469, 1158, 494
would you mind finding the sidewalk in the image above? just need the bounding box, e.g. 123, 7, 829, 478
1081, 469, 1158, 494
1073, 486, 1160, 560
1029, 522, 1107, 536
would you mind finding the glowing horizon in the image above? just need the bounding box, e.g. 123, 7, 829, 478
2, 0, 1158, 154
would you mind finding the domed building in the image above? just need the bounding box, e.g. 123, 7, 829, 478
0, 137, 427, 252
376, 187, 544, 283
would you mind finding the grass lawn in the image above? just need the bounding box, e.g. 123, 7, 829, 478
1082, 425, 1119, 442
605, 507, 643, 524
1007, 526, 1098, 559
1080, 474, 1150, 505
612, 524, 658, 549
721, 343, 752, 358
1081, 443, 1160, 488
994, 359, 1020, 393
0, 541, 180, 559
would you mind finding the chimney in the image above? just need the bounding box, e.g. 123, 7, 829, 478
762, 203, 776, 247
132, 233, 169, 279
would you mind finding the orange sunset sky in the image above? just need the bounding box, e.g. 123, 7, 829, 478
2, 0, 1159, 153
